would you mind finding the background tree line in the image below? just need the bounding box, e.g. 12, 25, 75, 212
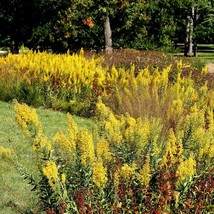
0, 0, 213, 53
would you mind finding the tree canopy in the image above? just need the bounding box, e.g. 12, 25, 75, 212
0, 0, 213, 52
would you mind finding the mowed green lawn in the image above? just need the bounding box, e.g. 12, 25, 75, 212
0, 100, 94, 213
197, 52, 214, 63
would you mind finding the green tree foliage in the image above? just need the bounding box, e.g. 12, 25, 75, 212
193, 0, 214, 43
0, 0, 37, 52
0, 0, 213, 52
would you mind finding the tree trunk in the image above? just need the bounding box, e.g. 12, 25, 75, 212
185, 7, 194, 57
10, 41, 19, 54
193, 7, 198, 57
104, 16, 113, 54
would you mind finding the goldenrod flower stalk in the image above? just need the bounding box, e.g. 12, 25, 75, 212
201, 65, 208, 75
179, 107, 206, 155
96, 100, 123, 144
198, 122, 214, 163
77, 128, 95, 166
121, 163, 136, 180
114, 163, 137, 187
177, 154, 196, 182
33, 135, 52, 152
136, 67, 151, 98
0, 146, 13, 159
114, 170, 120, 187
96, 98, 112, 120
14, 101, 42, 138
177, 60, 183, 72
167, 99, 183, 122
92, 160, 108, 188
42, 161, 59, 187
150, 118, 163, 157
104, 112, 123, 144
176, 131, 184, 159
134, 118, 150, 157
161, 128, 177, 167
123, 113, 137, 143
61, 173, 66, 184
52, 131, 75, 158
137, 155, 151, 186
96, 139, 112, 164
123, 114, 149, 152
206, 107, 214, 128
160, 64, 171, 94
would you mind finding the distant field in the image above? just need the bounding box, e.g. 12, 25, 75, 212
174, 43, 214, 63
197, 53, 214, 63
174, 52, 214, 63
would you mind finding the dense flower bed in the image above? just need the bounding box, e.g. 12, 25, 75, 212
0, 51, 213, 213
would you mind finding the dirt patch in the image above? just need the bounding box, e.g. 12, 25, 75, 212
207, 64, 214, 73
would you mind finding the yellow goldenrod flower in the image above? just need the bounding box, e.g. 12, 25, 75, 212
104, 113, 123, 144
123, 114, 137, 143
150, 118, 162, 157
198, 126, 214, 163
201, 65, 208, 75
33, 135, 52, 152
61, 173, 66, 184
92, 160, 108, 188
69, 100, 75, 105
137, 155, 151, 186
177, 154, 196, 182
14, 101, 42, 138
167, 99, 183, 121
96, 98, 112, 120
177, 60, 183, 71
67, 113, 78, 143
121, 163, 136, 180
114, 170, 120, 187
160, 64, 171, 94
0, 146, 13, 159
43, 75, 49, 82
77, 128, 95, 166
206, 107, 214, 128
161, 128, 177, 167
96, 139, 112, 164
52, 131, 75, 158
134, 119, 150, 157
42, 161, 58, 187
